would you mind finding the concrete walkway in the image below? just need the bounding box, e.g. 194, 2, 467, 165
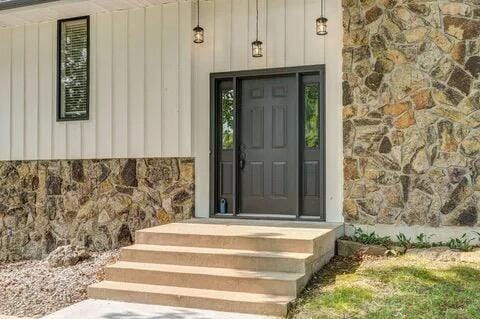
41, 300, 280, 319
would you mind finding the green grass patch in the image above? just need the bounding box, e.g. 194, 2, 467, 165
289, 255, 480, 319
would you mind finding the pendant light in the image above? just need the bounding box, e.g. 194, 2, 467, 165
251, 0, 263, 58
316, 0, 328, 35
193, 0, 204, 43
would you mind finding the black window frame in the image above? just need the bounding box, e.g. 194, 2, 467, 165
57, 15, 90, 122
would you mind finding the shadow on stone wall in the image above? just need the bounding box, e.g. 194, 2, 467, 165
0, 158, 194, 261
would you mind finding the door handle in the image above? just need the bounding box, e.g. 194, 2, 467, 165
239, 158, 246, 170
239, 150, 246, 170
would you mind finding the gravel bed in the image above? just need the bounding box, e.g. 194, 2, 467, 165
0, 250, 120, 319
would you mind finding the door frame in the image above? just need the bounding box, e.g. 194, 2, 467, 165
209, 65, 326, 221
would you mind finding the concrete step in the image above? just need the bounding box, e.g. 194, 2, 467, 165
88, 281, 293, 317
135, 222, 333, 253
106, 261, 305, 296
120, 244, 312, 273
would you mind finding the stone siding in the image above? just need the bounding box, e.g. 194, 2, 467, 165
0, 158, 194, 261
343, 0, 480, 227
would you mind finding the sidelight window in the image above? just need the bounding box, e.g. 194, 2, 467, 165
221, 88, 234, 150
304, 83, 320, 149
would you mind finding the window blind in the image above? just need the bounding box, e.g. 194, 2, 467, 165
58, 17, 89, 121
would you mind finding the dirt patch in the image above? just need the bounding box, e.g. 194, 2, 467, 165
0, 250, 119, 318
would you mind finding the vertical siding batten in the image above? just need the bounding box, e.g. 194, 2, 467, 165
285, 0, 305, 66
230, 0, 249, 71
0, 28, 12, 160
96, 12, 114, 158
11, 26, 25, 160
179, 0, 192, 156
161, 3, 179, 157
38, 22, 53, 160
266, 0, 286, 68
304, 0, 323, 65
127, 8, 145, 158
145, 5, 163, 157
112, 10, 129, 158
25, 23, 39, 160
213, 0, 231, 72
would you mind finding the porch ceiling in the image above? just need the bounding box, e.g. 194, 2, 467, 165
0, 0, 181, 27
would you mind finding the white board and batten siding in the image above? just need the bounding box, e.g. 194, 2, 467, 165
192, 0, 344, 221
0, 2, 192, 161
0, 0, 344, 222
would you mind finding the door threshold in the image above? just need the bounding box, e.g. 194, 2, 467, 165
213, 213, 325, 222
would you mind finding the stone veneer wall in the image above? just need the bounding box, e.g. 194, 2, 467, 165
0, 158, 194, 261
343, 0, 480, 227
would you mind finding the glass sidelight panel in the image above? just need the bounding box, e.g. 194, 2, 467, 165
301, 74, 324, 218
217, 80, 235, 214
304, 84, 320, 149
221, 88, 234, 150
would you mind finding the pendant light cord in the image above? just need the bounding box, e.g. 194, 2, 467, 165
256, 0, 259, 41
321, 0, 324, 17
197, 0, 200, 27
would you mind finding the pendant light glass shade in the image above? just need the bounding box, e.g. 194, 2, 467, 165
252, 40, 263, 58
193, 25, 204, 43
316, 0, 327, 36
316, 17, 328, 35
193, 0, 204, 43
252, 0, 263, 58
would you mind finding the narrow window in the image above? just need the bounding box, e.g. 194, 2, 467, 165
57, 16, 89, 121
221, 88, 234, 150
304, 83, 320, 149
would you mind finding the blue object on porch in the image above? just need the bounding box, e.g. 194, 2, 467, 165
219, 198, 228, 214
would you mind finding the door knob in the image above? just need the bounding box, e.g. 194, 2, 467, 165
239, 151, 246, 170
239, 158, 246, 170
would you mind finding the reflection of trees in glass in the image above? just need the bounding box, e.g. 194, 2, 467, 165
305, 84, 319, 148
61, 19, 88, 119
222, 89, 234, 149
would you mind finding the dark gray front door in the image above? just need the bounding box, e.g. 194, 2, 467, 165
240, 76, 298, 215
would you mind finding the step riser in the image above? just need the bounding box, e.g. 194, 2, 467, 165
106, 267, 299, 296
88, 287, 289, 317
120, 249, 306, 273
136, 232, 313, 253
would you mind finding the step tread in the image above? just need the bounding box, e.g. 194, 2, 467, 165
122, 244, 312, 259
138, 222, 331, 240
90, 281, 295, 304
108, 261, 305, 281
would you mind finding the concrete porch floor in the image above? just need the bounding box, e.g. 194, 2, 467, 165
41, 300, 279, 319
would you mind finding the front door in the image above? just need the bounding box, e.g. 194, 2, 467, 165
211, 66, 325, 220
240, 76, 298, 215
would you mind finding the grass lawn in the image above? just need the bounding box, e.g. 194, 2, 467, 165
289, 251, 480, 319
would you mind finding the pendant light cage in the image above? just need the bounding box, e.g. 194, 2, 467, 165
316, 0, 328, 36
193, 0, 204, 43
252, 0, 263, 57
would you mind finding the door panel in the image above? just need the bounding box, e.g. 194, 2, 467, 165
240, 76, 298, 215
